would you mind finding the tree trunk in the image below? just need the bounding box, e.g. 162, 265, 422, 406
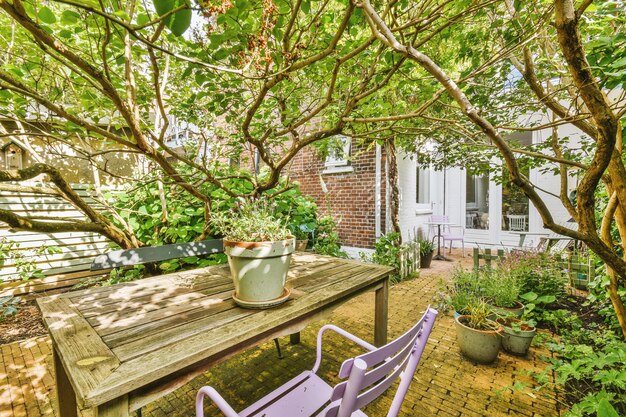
385, 139, 402, 241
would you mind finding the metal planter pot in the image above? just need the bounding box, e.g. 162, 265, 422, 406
454, 315, 502, 364
224, 238, 295, 309
492, 301, 525, 319
498, 318, 537, 356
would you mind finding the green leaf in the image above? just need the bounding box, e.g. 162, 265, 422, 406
301, 0, 310, 14
60, 10, 80, 25
38, 6, 57, 24
136, 13, 150, 26
520, 291, 538, 302
598, 398, 619, 417
153, 0, 176, 16
153, 0, 191, 36
113, 10, 131, 21
169, 8, 191, 36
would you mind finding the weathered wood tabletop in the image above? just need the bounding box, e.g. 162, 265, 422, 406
37, 253, 393, 417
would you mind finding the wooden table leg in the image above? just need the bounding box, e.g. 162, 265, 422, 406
289, 333, 301, 345
374, 278, 389, 347
95, 395, 129, 417
53, 347, 78, 417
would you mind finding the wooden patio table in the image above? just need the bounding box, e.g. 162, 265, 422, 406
37, 253, 393, 417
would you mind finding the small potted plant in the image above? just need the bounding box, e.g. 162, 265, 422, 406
292, 224, 315, 251
497, 317, 537, 356
454, 299, 503, 364
418, 238, 434, 268
213, 198, 295, 309
484, 271, 524, 318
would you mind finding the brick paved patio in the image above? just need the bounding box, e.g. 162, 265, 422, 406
0, 252, 561, 416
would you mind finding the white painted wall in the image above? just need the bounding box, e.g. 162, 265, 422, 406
395, 113, 583, 250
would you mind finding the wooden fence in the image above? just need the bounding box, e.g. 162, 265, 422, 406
471, 247, 594, 290
399, 239, 420, 279
0, 183, 115, 292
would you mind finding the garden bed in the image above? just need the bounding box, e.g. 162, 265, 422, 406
0, 301, 46, 345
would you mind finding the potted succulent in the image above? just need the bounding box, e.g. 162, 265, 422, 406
454, 299, 503, 364
418, 238, 434, 268
213, 198, 295, 309
497, 317, 537, 356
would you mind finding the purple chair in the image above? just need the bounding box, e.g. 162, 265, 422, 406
428, 215, 465, 257
196, 307, 438, 417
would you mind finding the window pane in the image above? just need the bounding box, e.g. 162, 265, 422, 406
502, 167, 529, 231
466, 172, 489, 229
416, 167, 430, 204
325, 136, 351, 167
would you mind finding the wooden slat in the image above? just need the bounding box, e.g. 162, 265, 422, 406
67, 266, 231, 305
110, 302, 255, 361
37, 296, 120, 410
0, 269, 110, 297
90, 239, 224, 271
0, 240, 110, 253
95, 288, 236, 342
0, 258, 98, 279
81, 277, 233, 318
0, 230, 103, 241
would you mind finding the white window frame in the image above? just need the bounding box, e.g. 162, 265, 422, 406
415, 164, 432, 212
323, 135, 353, 174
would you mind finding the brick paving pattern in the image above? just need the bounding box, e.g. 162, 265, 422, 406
0, 253, 561, 416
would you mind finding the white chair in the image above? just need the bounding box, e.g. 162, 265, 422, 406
507, 215, 527, 231
428, 215, 465, 257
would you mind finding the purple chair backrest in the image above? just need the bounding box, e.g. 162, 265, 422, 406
429, 215, 450, 235
324, 307, 438, 417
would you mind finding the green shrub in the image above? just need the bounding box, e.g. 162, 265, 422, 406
312, 216, 348, 258
482, 269, 522, 308
500, 251, 566, 299
0, 296, 20, 322
370, 233, 403, 282
106, 168, 320, 276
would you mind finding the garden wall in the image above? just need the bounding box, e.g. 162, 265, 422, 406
289, 143, 387, 249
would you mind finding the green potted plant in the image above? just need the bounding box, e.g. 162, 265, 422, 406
496, 317, 537, 356
292, 224, 315, 251
484, 270, 524, 318
213, 198, 295, 309
454, 299, 503, 364
418, 238, 434, 268
286, 196, 317, 251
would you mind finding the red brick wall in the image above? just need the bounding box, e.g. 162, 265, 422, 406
289, 143, 386, 248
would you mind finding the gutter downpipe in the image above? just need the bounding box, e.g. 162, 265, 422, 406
375, 142, 382, 238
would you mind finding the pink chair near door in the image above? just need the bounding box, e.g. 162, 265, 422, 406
428, 215, 465, 257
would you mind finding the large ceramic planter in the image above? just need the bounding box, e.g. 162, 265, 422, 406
493, 300, 524, 318
498, 318, 537, 356
454, 315, 502, 364
420, 250, 434, 268
224, 238, 295, 309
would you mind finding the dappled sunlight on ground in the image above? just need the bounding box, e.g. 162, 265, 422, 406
1, 250, 560, 416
